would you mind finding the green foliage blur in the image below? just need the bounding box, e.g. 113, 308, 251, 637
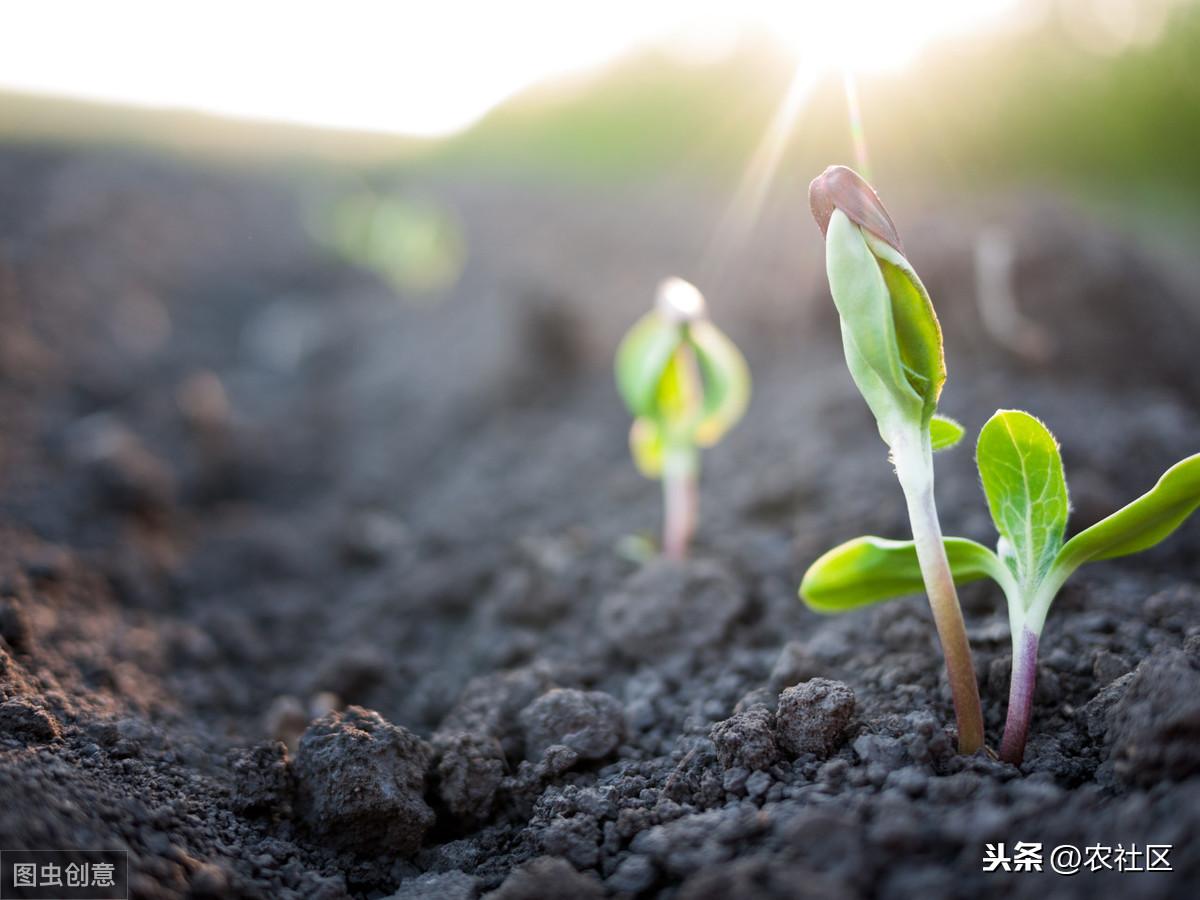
306, 188, 465, 297
432, 0, 1200, 217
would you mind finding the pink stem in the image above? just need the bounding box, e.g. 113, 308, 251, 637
662, 466, 697, 561
999, 626, 1039, 765
895, 434, 985, 755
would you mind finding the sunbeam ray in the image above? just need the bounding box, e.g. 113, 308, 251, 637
700, 62, 821, 292
842, 69, 872, 179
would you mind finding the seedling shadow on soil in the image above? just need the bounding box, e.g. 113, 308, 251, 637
0, 147, 1198, 899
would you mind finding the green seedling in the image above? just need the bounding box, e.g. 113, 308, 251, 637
809, 165, 984, 753
802, 409, 1200, 764
615, 277, 750, 560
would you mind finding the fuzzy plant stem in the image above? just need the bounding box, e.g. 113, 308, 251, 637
662, 448, 698, 561
893, 431, 986, 754
999, 626, 1039, 765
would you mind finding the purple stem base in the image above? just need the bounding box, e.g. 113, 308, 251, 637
999, 626, 1039, 765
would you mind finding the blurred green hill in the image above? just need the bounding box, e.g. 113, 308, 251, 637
434, 1, 1200, 215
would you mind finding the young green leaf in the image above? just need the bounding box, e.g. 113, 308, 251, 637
825, 209, 922, 435
616, 282, 749, 447
690, 320, 751, 447
930, 414, 965, 452
865, 233, 946, 418
976, 410, 1069, 593
800, 535, 1007, 613
652, 345, 704, 437
1054, 452, 1200, 573
615, 314, 682, 419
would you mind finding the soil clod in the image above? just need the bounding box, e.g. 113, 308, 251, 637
775, 679, 856, 758
293, 706, 435, 857
519, 688, 625, 763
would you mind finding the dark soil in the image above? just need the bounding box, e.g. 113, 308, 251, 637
1, 146, 1198, 899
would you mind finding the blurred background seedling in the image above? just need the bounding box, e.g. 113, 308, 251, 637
306, 185, 465, 298
615, 278, 749, 560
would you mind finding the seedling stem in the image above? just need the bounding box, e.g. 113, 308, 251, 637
662, 446, 698, 561
999, 626, 1038, 764
893, 428, 985, 753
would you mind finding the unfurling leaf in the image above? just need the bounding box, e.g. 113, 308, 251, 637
690, 321, 751, 447
824, 210, 922, 435
615, 313, 680, 419
653, 345, 704, 431
866, 233, 945, 419
800, 535, 1006, 613
976, 410, 1069, 593
814, 166, 946, 444
930, 414, 965, 452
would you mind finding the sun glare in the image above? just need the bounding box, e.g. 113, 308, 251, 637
0, 1, 1022, 139
696, 0, 1021, 289
750, 0, 1021, 74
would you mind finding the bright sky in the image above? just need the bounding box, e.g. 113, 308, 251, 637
1, 0, 1023, 138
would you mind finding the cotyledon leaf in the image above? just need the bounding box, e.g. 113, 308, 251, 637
615, 313, 682, 419
825, 209, 924, 433
1054, 452, 1200, 573
976, 410, 1069, 592
652, 345, 703, 434
865, 232, 946, 417
800, 535, 1006, 613
690, 320, 750, 447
